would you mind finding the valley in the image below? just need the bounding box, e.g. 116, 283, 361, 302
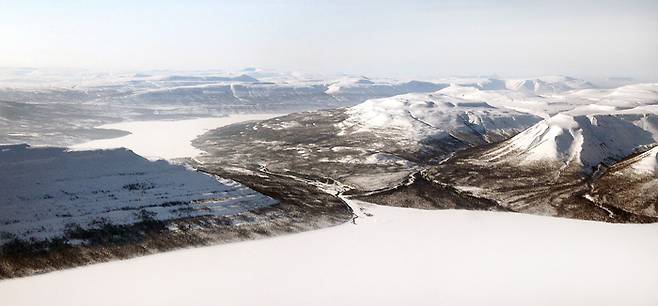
1, 72, 657, 305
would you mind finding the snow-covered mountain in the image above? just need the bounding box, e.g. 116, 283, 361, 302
483, 106, 658, 172
505, 75, 595, 94
432, 83, 658, 173
340, 92, 540, 145
424, 83, 658, 222
116, 75, 449, 112
436, 75, 595, 94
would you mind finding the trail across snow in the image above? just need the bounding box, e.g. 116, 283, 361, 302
1, 199, 657, 306
70, 114, 280, 160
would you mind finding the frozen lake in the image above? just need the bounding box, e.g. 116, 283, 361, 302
71, 114, 280, 160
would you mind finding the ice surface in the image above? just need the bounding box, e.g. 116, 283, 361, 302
1, 199, 656, 306
71, 114, 280, 160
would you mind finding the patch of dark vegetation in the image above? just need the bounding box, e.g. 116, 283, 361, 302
2, 220, 20, 226
123, 182, 155, 191
354, 173, 509, 211
588, 150, 658, 219
0, 208, 287, 279
112, 201, 189, 213
0, 232, 16, 241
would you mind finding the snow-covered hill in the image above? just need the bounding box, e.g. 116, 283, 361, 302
340, 92, 540, 144
483, 105, 658, 172
325, 76, 446, 97
0, 144, 275, 245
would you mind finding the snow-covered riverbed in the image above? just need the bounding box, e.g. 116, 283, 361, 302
71, 114, 280, 160
2, 199, 657, 306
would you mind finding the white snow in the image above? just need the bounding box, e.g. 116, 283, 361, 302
71, 114, 280, 160
321, 152, 413, 167
1, 199, 657, 306
632, 146, 658, 175
324, 76, 375, 94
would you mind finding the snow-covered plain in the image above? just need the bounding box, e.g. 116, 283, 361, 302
1, 199, 657, 306
71, 114, 279, 160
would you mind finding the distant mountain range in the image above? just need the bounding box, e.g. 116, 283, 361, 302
196, 80, 658, 222
2, 72, 609, 146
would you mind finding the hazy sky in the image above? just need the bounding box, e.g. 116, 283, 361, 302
1, 0, 657, 79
